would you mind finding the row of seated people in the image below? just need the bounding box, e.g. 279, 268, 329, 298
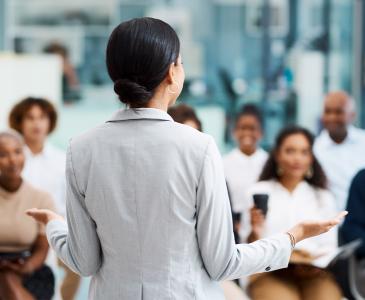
0, 98, 80, 300
0, 91, 364, 299
169, 94, 365, 300
222, 91, 365, 300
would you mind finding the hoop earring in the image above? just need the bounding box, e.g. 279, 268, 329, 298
167, 81, 180, 94
305, 167, 314, 179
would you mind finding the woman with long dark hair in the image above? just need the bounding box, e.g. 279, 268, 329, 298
243, 126, 342, 300
27, 18, 346, 299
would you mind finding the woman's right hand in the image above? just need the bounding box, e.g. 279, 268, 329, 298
288, 211, 348, 244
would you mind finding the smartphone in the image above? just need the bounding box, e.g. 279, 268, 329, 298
0, 250, 31, 262
253, 193, 269, 216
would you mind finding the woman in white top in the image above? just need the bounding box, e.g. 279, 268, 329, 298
224, 105, 268, 243
168, 104, 202, 132
25, 18, 346, 300
9, 98, 80, 300
224, 104, 268, 216
244, 126, 342, 300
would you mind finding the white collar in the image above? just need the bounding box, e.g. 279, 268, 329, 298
24, 143, 53, 159
319, 125, 359, 147
272, 180, 311, 195
232, 148, 264, 159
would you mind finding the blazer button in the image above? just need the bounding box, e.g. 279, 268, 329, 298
265, 266, 271, 271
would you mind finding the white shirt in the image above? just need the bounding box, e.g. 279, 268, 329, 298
241, 180, 338, 256
23, 143, 66, 217
314, 126, 365, 210
223, 148, 268, 213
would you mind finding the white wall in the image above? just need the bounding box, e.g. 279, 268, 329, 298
0, 53, 62, 130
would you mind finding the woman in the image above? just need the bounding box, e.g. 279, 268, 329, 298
27, 18, 346, 300
9, 97, 66, 227
224, 104, 268, 216
224, 104, 268, 244
243, 126, 342, 300
9, 97, 81, 300
168, 103, 202, 131
0, 130, 55, 300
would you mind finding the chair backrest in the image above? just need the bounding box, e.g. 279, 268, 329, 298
328, 239, 362, 268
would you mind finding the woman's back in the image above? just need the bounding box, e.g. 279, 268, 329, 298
46, 107, 293, 300
70, 108, 211, 298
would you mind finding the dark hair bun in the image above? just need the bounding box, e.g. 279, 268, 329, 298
107, 17, 180, 107
114, 79, 152, 107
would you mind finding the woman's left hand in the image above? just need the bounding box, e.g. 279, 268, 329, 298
1, 259, 34, 275
26, 208, 64, 225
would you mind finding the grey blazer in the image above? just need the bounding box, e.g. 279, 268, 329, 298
46, 108, 292, 300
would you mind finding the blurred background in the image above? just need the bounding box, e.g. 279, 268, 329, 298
1, 1, 365, 299
1, 0, 364, 152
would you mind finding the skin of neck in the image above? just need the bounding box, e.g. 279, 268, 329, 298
0, 175, 23, 193
145, 82, 175, 112
239, 146, 257, 156
279, 174, 302, 193
328, 129, 348, 144
26, 139, 46, 155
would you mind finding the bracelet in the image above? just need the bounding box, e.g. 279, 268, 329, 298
286, 232, 296, 250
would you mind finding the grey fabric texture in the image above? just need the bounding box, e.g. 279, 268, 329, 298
46, 108, 292, 300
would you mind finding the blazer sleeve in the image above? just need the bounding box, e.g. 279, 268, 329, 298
196, 137, 292, 281
46, 143, 102, 276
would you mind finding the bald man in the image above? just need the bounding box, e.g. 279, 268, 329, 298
314, 91, 365, 211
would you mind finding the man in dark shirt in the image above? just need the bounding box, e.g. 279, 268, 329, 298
341, 169, 365, 296
341, 169, 365, 258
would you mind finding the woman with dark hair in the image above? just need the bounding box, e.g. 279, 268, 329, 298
224, 104, 268, 246
168, 104, 202, 131
9, 97, 81, 300
0, 130, 55, 300
243, 126, 342, 300
26, 18, 346, 299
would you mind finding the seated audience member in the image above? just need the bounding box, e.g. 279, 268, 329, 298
168, 103, 202, 131
244, 126, 342, 300
9, 97, 81, 300
0, 130, 55, 300
314, 91, 365, 211
223, 104, 268, 242
341, 169, 365, 296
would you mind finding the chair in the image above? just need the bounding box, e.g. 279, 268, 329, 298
348, 256, 365, 300
327, 239, 363, 300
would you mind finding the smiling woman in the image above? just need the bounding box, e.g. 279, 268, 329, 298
0, 130, 56, 300
242, 126, 343, 300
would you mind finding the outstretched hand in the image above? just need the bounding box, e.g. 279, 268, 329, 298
26, 208, 64, 225
288, 211, 348, 244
